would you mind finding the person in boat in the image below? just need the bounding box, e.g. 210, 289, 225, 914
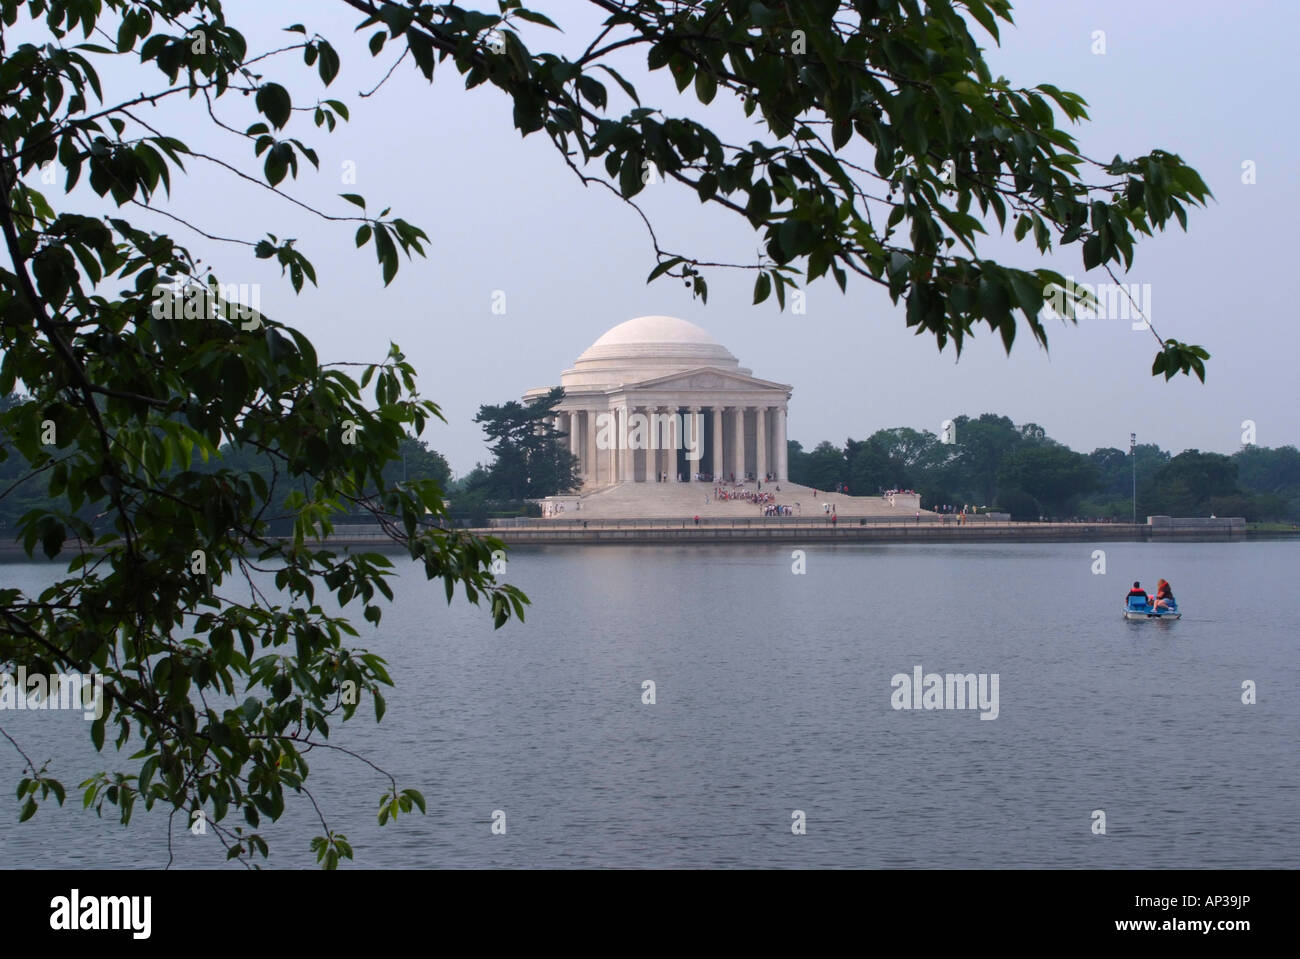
1154, 579, 1175, 610
1126, 582, 1150, 606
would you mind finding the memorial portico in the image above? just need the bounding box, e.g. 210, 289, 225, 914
524, 315, 791, 487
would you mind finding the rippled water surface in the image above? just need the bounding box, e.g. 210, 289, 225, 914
2, 540, 1297, 868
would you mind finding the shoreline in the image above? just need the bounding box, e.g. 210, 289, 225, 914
468, 521, 1266, 547
3, 522, 1290, 561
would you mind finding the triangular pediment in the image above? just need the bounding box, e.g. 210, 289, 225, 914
626, 366, 790, 393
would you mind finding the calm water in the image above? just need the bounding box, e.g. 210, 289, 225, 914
2, 540, 1297, 868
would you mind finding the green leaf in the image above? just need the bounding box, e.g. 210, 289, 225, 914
978, 274, 1012, 324
374, 225, 398, 285
746, 180, 771, 227
619, 154, 645, 199
317, 41, 340, 86
1082, 235, 1101, 270
255, 83, 293, 129
577, 75, 607, 109
753, 271, 772, 304
41, 521, 66, 559
593, 65, 639, 106
694, 69, 717, 105
646, 256, 685, 282
514, 9, 560, 29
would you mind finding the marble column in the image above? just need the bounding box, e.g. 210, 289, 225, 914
607, 408, 620, 483
731, 406, 745, 483
585, 409, 598, 486
567, 410, 580, 476
618, 405, 633, 483
774, 406, 788, 482
711, 407, 723, 482
658, 407, 675, 482
755, 407, 767, 482
684, 407, 701, 480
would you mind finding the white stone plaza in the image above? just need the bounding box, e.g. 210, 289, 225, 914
527, 315, 925, 519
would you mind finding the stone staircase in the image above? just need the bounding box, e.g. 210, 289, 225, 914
543, 481, 928, 520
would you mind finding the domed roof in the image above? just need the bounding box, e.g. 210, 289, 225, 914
530, 314, 779, 398
587, 315, 723, 350
570, 315, 741, 376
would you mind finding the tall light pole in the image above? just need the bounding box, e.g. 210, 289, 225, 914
1130, 432, 1137, 526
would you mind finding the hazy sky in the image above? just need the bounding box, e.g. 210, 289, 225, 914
22, 0, 1300, 475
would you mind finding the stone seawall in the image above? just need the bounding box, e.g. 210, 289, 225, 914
1, 519, 1265, 560
475, 521, 1250, 547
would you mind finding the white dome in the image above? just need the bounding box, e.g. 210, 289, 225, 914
587, 315, 722, 350
562, 316, 744, 391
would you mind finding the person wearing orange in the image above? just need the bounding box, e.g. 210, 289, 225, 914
1154, 579, 1175, 610
1126, 582, 1150, 606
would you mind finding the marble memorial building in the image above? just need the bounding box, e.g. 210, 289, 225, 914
524, 315, 791, 487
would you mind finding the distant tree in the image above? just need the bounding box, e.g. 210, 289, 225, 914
792, 418, 1300, 521
844, 427, 949, 494
1234, 446, 1300, 501
997, 443, 1099, 517
473, 387, 578, 499
845, 435, 894, 492
952, 414, 1022, 505
448, 465, 492, 495
996, 488, 1041, 521
1235, 455, 1300, 519
867, 427, 936, 469
445, 465, 492, 526
1087, 447, 1130, 498
381, 438, 452, 492
1087, 442, 1169, 515
1142, 477, 1198, 517
1203, 493, 1267, 522
801, 440, 848, 491
1074, 495, 1127, 521
785, 440, 809, 485
1143, 451, 1239, 516
1018, 422, 1049, 444
1159, 451, 1239, 500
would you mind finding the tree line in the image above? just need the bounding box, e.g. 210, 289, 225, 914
787, 413, 1300, 522
16, 394, 1289, 530
0, 392, 453, 535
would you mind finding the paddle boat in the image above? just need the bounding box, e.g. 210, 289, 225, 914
1124, 593, 1181, 621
